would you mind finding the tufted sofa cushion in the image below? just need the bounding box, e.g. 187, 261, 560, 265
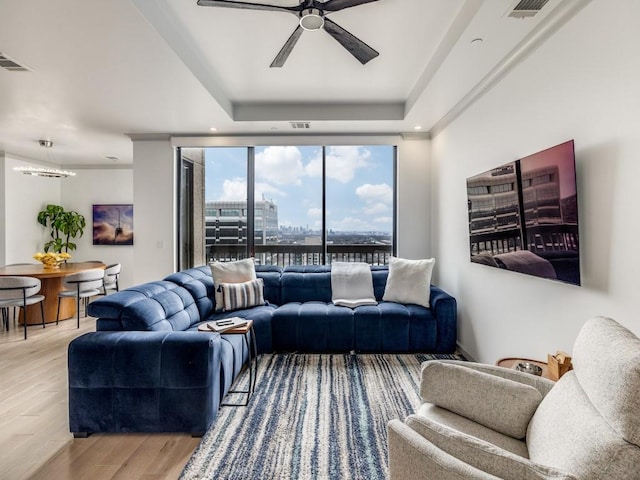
281, 265, 332, 303
272, 301, 354, 351
166, 265, 282, 312
164, 267, 215, 320
90, 264, 458, 354
271, 300, 440, 353
88, 281, 201, 331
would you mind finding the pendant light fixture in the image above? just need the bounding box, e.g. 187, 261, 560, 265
13, 140, 77, 178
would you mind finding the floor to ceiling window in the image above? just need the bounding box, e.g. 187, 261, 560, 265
178, 144, 396, 267
254, 145, 323, 265
325, 145, 395, 265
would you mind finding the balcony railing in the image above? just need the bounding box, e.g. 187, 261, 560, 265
469, 224, 579, 256
206, 244, 392, 266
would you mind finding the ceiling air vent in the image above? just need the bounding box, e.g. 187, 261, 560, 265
290, 121, 311, 129
0, 53, 30, 71
508, 0, 550, 18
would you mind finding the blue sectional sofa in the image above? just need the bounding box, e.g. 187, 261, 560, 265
68, 264, 457, 436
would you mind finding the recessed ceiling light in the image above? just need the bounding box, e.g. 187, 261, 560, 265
470, 38, 483, 45
414, 125, 422, 130
209, 127, 217, 132
106, 156, 119, 161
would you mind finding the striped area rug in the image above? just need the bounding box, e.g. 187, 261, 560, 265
180, 353, 463, 480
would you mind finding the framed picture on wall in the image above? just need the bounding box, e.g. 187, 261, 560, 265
92, 204, 134, 245
466, 140, 580, 285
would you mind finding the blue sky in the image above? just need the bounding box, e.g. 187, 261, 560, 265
205, 145, 394, 232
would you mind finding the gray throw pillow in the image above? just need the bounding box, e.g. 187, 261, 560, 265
219, 278, 265, 312
210, 258, 257, 312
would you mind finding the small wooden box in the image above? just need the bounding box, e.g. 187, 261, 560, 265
547, 353, 573, 381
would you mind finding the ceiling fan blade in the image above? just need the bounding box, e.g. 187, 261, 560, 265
322, 18, 379, 65
319, 0, 380, 12
197, 0, 296, 14
270, 25, 304, 68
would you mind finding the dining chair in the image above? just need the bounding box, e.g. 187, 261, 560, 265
0, 276, 46, 340
57, 268, 105, 328
102, 263, 121, 295
3, 263, 38, 327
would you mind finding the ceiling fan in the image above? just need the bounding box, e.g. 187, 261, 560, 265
197, 0, 381, 67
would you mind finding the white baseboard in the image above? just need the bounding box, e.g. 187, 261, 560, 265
456, 342, 477, 362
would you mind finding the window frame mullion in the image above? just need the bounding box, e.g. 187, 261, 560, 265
322, 146, 327, 265
247, 146, 255, 259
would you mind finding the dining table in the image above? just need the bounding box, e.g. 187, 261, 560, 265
0, 261, 106, 325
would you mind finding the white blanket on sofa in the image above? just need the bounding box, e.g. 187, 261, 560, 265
331, 262, 378, 308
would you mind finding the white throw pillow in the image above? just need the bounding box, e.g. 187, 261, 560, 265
210, 258, 257, 311
382, 256, 435, 308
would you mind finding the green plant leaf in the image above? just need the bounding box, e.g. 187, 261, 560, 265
36, 205, 85, 254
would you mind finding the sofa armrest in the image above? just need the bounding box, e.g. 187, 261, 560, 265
68, 331, 222, 436
404, 415, 576, 480
420, 361, 543, 439
429, 286, 457, 353
387, 419, 499, 480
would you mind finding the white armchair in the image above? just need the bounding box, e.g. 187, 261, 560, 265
388, 317, 640, 480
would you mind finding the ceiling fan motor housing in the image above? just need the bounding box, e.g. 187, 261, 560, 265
300, 8, 324, 31
197, 0, 381, 67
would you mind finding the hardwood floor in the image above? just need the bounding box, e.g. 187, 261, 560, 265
0, 310, 199, 480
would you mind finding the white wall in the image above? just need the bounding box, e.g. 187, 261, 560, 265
0, 155, 135, 289
397, 138, 432, 261
2, 155, 62, 264
0, 153, 6, 266
132, 139, 176, 284
61, 168, 134, 289
431, 0, 640, 363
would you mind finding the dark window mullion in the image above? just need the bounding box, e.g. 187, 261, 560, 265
247, 147, 255, 259
176, 147, 182, 268
322, 146, 327, 265
393, 145, 398, 257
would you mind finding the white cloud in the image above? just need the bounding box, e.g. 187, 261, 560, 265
356, 183, 392, 204
356, 183, 393, 216
256, 182, 285, 200
374, 216, 392, 224
219, 178, 246, 201
256, 146, 304, 185
363, 202, 389, 215
308, 207, 322, 217
325, 146, 371, 183
304, 154, 323, 178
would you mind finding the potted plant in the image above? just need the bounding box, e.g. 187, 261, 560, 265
37, 204, 86, 253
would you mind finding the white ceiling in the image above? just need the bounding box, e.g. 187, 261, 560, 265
0, 0, 582, 167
